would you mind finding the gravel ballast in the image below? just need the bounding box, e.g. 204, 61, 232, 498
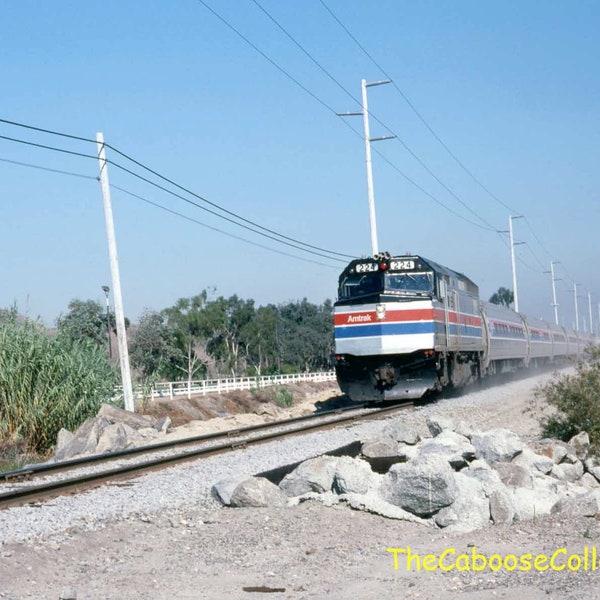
3, 369, 598, 600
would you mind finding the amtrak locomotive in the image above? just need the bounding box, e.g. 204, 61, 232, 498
334, 253, 591, 402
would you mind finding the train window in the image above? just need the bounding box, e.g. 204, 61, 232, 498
339, 273, 383, 299
384, 272, 433, 296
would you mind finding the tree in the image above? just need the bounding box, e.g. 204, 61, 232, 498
278, 298, 334, 372
489, 287, 514, 308
129, 310, 179, 379
161, 292, 210, 382
56, 299, 108, 346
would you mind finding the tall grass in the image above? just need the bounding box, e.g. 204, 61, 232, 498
0, 310, 118, 453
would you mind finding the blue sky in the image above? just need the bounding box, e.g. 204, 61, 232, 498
1, 1, 598, 331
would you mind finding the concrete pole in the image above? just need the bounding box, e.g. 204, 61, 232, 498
361, 79, 379, 256
589, 292, 593, 337
509, 216, 519, 312
550, 261, 559, 325
96, 132, 135, 412
574, 283, 580, 332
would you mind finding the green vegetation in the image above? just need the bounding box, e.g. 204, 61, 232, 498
0, 291, 333, 456
0, 309, 117, 454
489, 287, 514, 308
536, 346, 600, 451
130, 292, 334, 382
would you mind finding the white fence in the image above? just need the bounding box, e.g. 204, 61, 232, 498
128, 371, 336, 401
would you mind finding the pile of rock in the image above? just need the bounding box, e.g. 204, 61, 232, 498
212, 415, 600, 532
53, 404, 171, 461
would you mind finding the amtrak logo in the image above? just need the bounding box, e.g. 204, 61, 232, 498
347, 314, 372, 323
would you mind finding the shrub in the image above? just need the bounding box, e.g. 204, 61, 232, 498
0, 310, 118, 454
536, 346, 600, 451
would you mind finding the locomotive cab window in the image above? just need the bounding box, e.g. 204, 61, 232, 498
384, 271, 434, 296
339, 272, 383, 299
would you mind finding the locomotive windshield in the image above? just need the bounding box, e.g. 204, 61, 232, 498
338, 270, 434, 300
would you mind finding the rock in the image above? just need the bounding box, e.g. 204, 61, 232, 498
568, 432, 590, 459
55, 428, 74, 454
382, 420, 420, 445
211, 475, 253, 505
361, 437, 398, 459
380, 455, 458, 517
230, 477, 287, 508
551, 461, 584, 483
511, 477, 562, 520
53, 417, 111, 461
155, 416, 171, 433
95, 423, 135, 454
585, 456, 600, 482
426, 415, 478, 439
256, 404, 281, 419
332, 456, 375, 495
418, 430, 476, 468
489, 488, 515, 525
535, 439, 578, 465
492, 463, 533, 489
434, 472, 490, 531
580, 473, 600, 489
426, 415, 455, 437
97, 404, 157, 430
463, 462, 515, 524
397, 443, 420, 462
512, 448, 554, 475
361, 437, 403, 472
471, 429, 523, 463
279, 456, 339, 497
551, 489, 600, 518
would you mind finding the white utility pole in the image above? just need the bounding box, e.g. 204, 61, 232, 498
338, 79, 394, 256
550, 260, 560, 325
509, 215, 524, 312
588, 291, 593, 337
96, 132, 134, 412
573, 283, 581, 332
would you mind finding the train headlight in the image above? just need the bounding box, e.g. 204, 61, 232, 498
376, 303, 386, 320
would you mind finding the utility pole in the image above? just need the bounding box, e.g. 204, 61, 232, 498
96, 132, 134, 412
573, 283, 581, 332
588, 291, 593, 337
508, 215, 525, 312
338, 79, 394, 256
550, 261, 560, 325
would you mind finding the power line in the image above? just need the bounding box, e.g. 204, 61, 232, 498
110, 184, 344, 268
0, 128, 352, 261
0, 117, 353, 258
200, 0, 498, 233
0, 157, 96, 180
318, 0, 517, 215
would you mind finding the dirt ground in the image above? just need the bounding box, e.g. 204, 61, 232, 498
2, 376, 600, 600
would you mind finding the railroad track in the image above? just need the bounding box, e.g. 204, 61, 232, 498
0, 400, 414, 510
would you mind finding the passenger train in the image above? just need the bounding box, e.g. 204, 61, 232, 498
334, 253, 594, 402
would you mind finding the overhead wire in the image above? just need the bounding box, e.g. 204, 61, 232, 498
0, 124, 353, 261
244, 0, 497, 233
110, 184, 343, 268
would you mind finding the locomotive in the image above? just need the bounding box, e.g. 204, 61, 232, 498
333, 253, 591, 402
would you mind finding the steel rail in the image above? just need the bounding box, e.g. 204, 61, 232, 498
0, 402, 374, 482
0, 402, 413, 510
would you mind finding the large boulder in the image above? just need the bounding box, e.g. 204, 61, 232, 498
382, 420, 420, 445
434, 472, 490, 531
471, 429, 523, 463
230, 477, 287, 508
53, 416, 111, 461
418, 430, 476, 469
212, 475, 253, 505
332, 456, 375, 495
380, 455, 458, 517
551, 489, 600, 518
279, 456, 339, 497
97, 404, 158, 430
